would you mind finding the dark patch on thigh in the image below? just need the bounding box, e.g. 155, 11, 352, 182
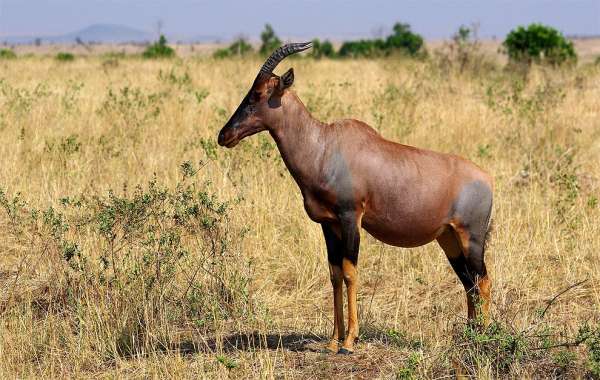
450, 180, 492, 278
451, 180, 493, 243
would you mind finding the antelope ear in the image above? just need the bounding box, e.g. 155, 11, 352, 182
280, 68, 294, 89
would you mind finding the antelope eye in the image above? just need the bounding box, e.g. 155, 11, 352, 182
245, 104, 257, 115
250, 90, 261, 103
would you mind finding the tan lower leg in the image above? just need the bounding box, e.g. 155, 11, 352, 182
326, 264, 345, 352
467, 274, 492, 326
466, 292, 476, 320
477, 274, 491, 326
341, 258, 359, 351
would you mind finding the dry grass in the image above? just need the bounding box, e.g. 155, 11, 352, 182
0, 51, 599, 379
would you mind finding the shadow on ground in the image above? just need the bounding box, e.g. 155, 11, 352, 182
175, 331, 328, 355
172, 324, 420, 356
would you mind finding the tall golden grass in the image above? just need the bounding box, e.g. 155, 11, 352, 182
0, 52, 598, 378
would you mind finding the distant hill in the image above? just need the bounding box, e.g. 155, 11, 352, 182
1, 24, 154, 44
59, 24, 154, 43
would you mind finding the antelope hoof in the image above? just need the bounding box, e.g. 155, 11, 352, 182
337, 347, 353, 355
323, 340, 339, 354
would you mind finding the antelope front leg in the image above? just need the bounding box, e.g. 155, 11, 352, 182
326, 264, 345, 352
339, 257, 359, 354
322, 224, 345, 352
338, 210, 361, 355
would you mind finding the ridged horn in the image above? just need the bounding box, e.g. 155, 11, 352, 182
259, 41, 313, 75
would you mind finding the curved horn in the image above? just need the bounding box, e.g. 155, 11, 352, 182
259, 41, 313, 75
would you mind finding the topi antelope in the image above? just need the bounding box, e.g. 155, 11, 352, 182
217, 42, 493, 354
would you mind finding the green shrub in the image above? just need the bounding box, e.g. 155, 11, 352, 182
0, 48, 17, 59
578, 324, 600, 377
385, 22, 424, 56
0, 162, 254, 359
396, 352, 421, 379
213, 38, 253, 59
339, 39, 387, 58
98, 86, 165, 128
212, 49, 229, 59
338, 22, 424, 58
259, 24, 281, 56
55, 52, 75, 62
503, 24, 576, 65
310, 38, 336, 59
142, 35, 175, 59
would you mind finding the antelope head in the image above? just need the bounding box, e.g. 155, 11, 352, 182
217, 42, 312, 148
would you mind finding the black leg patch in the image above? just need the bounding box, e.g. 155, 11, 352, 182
322, 224, 343, 266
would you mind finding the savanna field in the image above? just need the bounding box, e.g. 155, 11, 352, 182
0, 47, 599, 378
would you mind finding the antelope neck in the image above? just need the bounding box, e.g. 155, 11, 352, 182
268, 92, 327, 189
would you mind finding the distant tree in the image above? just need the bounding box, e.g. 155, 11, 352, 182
455, 25, 471, 43
259, 24, 281, 55
142, 35, 175, 59
310, 38, 336, 59
229, 38, 253, 56
503, 24, 576, 65
338, 22, 424, 58
385, 22, 424, 56
34, 38, 42, 47
213, 37, 253, 59
339, 39, 386, 58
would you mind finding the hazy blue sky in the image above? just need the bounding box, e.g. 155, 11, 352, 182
0, 0, 598, 40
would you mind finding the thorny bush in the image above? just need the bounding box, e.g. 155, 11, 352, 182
0, 161, 254, 359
